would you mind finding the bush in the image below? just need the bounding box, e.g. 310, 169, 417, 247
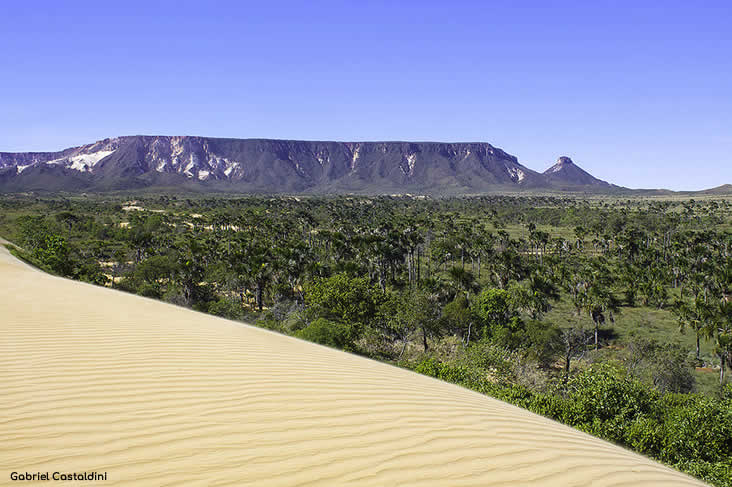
626, 415, 664, 456
137, 283, 162, 299
658, 394, 732, 464
72, 260, 108, 286
304, 274, 384, 328
208, 297, 243, 320
562, 363, 657, 425
523, 320, 562, 367
672, 461, 732, 487
459, 339, 516, 384
651, 345, 696, 394
256, 318, 284, 332
33, 234, 72, 275
296, 318, 357, 350
414, 357, 441, 378
477, 288, 516, 336
527, 393, 566, 421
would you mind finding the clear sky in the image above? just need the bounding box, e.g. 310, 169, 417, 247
1, 1, 730, 190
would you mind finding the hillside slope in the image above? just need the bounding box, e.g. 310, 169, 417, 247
543, 156, 612, 188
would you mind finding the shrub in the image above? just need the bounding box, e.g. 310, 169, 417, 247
296, 318, 357, 350
562, 363, 656, 425
304, 274, 384, 327
208, 297, 243, 320
659, 394, 732, 464
626, 415, 664, 456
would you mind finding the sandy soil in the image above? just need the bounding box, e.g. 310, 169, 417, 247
0, 243, 708, 486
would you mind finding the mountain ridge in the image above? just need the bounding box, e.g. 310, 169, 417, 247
0, 135, 718, 194
0, 135, 545, 194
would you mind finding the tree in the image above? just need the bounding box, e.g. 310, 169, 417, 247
560, 325, 592, 381
574, 225, 587, 251
508, 272, 560, 320
126, 254, 176, 298
490, 248, 524, 288
477, 288, 516, 335
382, 289, 440, 356
651, 345, 696, 393
477, 288, 525, 348
585, 285, 620, 350
174, 235, 207, 306
304, 273, 384, 336
442, 294, 479, 345
447, 266, 477, 300
523, 320, 563, 368
54, 211, 80, 232
674, 297, 712, 361
566, 260, 619, 350
713, 299, 732, 385
248, 242, 274, 312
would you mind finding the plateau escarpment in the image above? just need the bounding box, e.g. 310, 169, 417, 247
0, 136, 614, 193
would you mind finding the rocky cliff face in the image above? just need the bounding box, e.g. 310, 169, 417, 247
0, 136, 614, 193
0, 138, 121, 173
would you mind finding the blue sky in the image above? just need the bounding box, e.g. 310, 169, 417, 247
1, 0, 730, 190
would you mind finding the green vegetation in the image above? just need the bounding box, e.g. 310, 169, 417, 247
1, 193, 730, 485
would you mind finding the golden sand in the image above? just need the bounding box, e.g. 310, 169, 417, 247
0, 244, 707, 486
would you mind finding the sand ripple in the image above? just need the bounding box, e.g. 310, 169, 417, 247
0, 245, 707, 486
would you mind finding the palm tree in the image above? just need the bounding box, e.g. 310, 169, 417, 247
585, 285, 619, 350
674, 297, 712, 361
568, 260, 619, 350
713, 299, 732, 384
447, 266, 477, 300
175, 234, 206, 306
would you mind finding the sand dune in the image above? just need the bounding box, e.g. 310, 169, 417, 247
0, 243, 707, 486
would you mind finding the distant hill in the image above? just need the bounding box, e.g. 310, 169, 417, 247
694, 184, 732, 195
0, 135, 671, 195
542, 156, 612, 188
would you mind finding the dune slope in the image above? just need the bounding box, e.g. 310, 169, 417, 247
0, 244, 707, 486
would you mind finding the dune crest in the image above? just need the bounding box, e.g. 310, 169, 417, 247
0, 244, 707, 486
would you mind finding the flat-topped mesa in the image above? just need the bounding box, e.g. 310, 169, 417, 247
0, 136, 620, 193
0, 136, 548, 193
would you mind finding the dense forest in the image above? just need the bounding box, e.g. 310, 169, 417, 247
1, 193, 730, 485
